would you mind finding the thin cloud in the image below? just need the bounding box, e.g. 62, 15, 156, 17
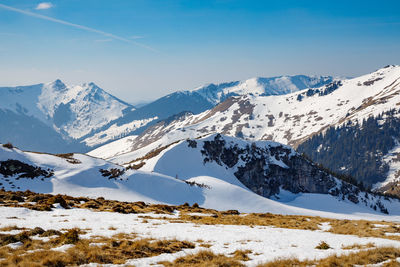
0, 3, 157, 52
130, 35, 144, 39
35, 2, 53, 10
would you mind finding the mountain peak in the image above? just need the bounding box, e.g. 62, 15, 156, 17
49, 79, 67, 91
87, 82, 99, 88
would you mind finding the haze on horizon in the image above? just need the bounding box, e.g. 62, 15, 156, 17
0, 0, 399, 104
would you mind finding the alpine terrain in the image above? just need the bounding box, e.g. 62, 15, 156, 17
0, 75, 333, 153
90, 65, 400, 196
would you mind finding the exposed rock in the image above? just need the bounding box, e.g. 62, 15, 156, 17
199, 134, 388, 213
0, 160, 54, 179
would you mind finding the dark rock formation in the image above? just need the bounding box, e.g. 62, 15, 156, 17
197, 134, 389, 214
0, 159, 54, 179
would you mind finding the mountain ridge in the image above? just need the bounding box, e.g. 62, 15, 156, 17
89, 65, 400, 194
0, 74, 333, 152
1, 135, 398, 218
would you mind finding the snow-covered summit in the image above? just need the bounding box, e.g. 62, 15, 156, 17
93, 65, 400, 161
49, 79, 67, 91
0, 80, 134, 152
188, 74, 334, 105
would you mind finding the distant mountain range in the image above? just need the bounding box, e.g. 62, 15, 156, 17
2, 65, 400, 197
2, 64, 400, 215
88, 65, 400, 195
0, 74, 333, 152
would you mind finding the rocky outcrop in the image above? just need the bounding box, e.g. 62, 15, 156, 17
0, 159, 54, 179
197, 134, 389, 214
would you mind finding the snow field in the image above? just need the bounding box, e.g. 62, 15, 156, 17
1, 206, 400, 266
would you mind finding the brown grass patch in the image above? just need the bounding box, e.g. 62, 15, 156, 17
231, 250, 252, 261
0, 225, 23, 232
166, 211, 400, 242
54, 153, 81, 164
169, 212, 325, 231
2, 190, 400, 242
258, 247, 400, 267
328, 219, 400, 241
315, 241, 330, 250
341, 242, 375, 250
260, 257, 314, 267
0, 230, 195, 266
159, 250, 247, 267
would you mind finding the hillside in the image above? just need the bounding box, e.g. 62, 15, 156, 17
134, 75, 333, 119
0, 80, 134, 152
0, 75, 332, 152
298, 109, 400, 190
2, 190, 400, 266
90, 65, 400, 192
1, 138, 399, 218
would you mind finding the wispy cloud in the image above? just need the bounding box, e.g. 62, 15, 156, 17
35, 2, 53, 10
0, 3, 157, 52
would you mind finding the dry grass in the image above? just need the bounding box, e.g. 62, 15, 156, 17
259, 258, 314, 267
159, 250, 247, 267
341, 242, 375, 250
0, 225, 23, 232
168, 211, 400, 241
231, 250, 252, 261
315, 241, 331, 250
0, 190, 179, 214
170, 212, 326, 231
54, 153, 81, 164
0, 230, 195, 266
328, 219, 400, 241
2, 190, 400, 242
0, 227, 80, 249
258, 247, 400, 267
2, 190, 400, 266
55, 228, 80, 244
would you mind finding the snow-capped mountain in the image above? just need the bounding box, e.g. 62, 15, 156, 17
37, 80, 132, 139
0, 75, 333, 152
1, 80, 132, 138
133, 75, 334, 122
93, 65, 400, 157
90, 65, 400, 193
1, 137, 399, 219
126, 134, 387, 211
192, 75, 334, 105
0, 80, 135, 152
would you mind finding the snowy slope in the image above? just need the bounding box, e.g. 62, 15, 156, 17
0, 80, 131, 139
1, 142, 400, 220
0, 80, 140, 152
2, 205, 400, 267
0, 74, 331, 152
37, 80, 132, 139
108, 134, 397, 215
130, 75, 334, 124
192, 75, 334, 105
93, 65, 400, 161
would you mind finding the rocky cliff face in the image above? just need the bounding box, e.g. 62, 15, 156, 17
197, 134, 389, 213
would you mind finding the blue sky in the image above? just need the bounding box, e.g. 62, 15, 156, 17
0, 0, 399, 103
